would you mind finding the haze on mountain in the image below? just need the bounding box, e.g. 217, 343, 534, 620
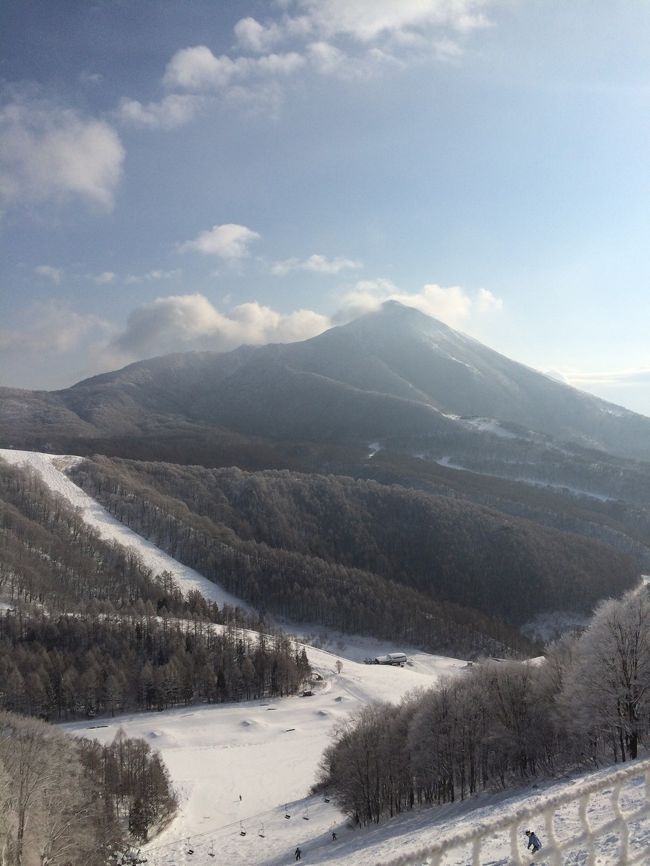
2, 301, 649, 463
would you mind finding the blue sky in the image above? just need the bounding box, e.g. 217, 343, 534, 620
2, 0, 650, 415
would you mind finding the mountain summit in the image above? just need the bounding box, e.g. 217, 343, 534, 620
1, 301, 649, 461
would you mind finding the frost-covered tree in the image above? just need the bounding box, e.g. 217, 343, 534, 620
560, 589, 650, 761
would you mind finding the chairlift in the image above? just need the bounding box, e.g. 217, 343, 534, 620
258, 823, 265, 838
185, 838, 194, 855
285, 804, 291, 819
303, 807, 310, 821
208, 841, 215, 858
239, 821, 247, 837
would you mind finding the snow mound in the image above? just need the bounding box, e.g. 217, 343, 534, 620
240, 718, 268, 729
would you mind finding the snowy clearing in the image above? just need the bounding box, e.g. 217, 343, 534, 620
66, 645, 467, 866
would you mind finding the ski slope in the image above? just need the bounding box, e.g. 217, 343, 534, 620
0, 448, 248, 611
5, 449, 649, 864
64, 653, 650, 866
66, 647, 467, 866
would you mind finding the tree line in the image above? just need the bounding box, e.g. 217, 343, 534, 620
0, 711, 176, 866
0, 610, 311, 720
316, 587, 650, 826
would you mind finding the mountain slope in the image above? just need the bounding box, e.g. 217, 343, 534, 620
2, 301, 650, 460
68, 456, 639, 630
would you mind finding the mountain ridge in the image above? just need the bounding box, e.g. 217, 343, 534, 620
1, 301, 649, 462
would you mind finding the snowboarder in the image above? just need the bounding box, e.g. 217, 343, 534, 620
525, 830, 542, 854
295, 847, 302, 860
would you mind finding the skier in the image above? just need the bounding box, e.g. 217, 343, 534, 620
525, 830, 542, 854
331, 831, 337, 841
295, 846, 302, 860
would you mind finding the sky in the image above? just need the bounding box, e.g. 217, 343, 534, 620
2, 0, 650, 415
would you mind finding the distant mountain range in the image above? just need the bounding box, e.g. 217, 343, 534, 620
2, 300, 650, 460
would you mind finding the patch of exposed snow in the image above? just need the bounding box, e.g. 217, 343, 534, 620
458, 417, 518, 439
435, 456, 467, 470
434, 455, 614, 501
367, 441, 381, 458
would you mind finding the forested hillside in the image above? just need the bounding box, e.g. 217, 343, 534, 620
0, 458, 311, 721
69, 457, 638, 646
318, 587, 650, 827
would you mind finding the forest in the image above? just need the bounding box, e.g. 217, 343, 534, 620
68, 457, 637, 646
0, 711, 176, 866
317, 587, 650, 825
0, 460, 311, 720
0, 611, 311, 720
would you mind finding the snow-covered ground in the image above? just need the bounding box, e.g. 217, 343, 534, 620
5, 448, 649, 864
66, 648, 467, 866
435, 455, 613, 502
0, 448, 248, 611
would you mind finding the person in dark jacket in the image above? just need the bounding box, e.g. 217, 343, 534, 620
525, 830, 542, 853
295, 847, 302, 861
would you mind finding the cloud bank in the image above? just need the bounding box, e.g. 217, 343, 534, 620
119, 0, 500, 127
109, 294, 330, 361
105, 280, 503, 365
337, 280, 502, 325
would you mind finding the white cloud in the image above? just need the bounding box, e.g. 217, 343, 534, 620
124, 269, 181, 285
117, 94, 201, 129
34, 265, 63, 284
118, 0, 498, 130
163, 46, 305, 92
93, 271, 116, 285
292, 0, 493, 42
178, 224, 260, 259
234, 17, 285, 53
111, 293, 330, 359
0, 95, 124, 210
563, 368, 650, 388
0, 301, 108, 354
232, 1, 494, 62
475, 287, 503, 313
271, 254, 362, 275
336, 280, 503, 327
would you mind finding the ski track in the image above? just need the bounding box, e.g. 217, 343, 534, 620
2, 449, 646, 864
0, 448, 248, 611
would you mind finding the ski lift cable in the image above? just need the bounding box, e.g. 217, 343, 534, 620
144, 797, 326, 853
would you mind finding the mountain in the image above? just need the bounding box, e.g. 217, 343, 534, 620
2, 301, 649, 460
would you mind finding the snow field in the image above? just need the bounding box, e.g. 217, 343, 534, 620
66, 648, 466, 866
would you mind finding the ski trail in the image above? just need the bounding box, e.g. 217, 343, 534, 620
0, 448, 249, 611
